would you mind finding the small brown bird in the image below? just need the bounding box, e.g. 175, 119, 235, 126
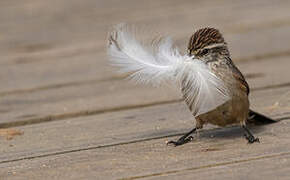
108, 24, 275, 146
168, 28, 275, 146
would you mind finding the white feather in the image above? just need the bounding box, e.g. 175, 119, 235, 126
107, 24, 230, 116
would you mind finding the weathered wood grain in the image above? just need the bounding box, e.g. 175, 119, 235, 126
1, 0, 289, 57
1, 24, 290, 95
138, 154, 290, 180
0, 85, 289, 165
0, 0, 290, 94
0, 117, 289, 180
0, 0, 290, 179
0, 56, 289, 127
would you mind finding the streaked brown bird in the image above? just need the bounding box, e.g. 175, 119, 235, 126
108, 24, 276, 146
167, 27, 275, 146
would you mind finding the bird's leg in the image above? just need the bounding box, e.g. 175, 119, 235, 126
167, 128, 196, 146
242, 125, 259, 143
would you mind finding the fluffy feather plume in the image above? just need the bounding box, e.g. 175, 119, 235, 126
107, 24, 230, 116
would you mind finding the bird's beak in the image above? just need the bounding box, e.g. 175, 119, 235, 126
184, 55, 201, 63
184, 55, 195, 62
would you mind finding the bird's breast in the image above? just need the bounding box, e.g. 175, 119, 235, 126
195, 63, 250, 127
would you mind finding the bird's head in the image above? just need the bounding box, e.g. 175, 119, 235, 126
187, 28, 230, 64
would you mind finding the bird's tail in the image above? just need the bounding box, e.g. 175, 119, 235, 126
247, 109, 277, 125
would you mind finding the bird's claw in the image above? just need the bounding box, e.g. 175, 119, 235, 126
166, 136, 193, 146
244, 134, 260, 144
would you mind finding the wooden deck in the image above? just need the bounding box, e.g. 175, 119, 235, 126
1, 0, 290, 179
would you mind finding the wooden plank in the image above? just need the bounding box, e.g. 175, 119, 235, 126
0, 80, 179, 127
1, 25, 290, 93
0, 115, 289, 179
3, 25, 290, 93
0, 56, 289, 126
1, 0, 288, 56
137, 154, 290, 180
1, 0, 289, 61
0, 85, 289, 164
0, 0, 290, 93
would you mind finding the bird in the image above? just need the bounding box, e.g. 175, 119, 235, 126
107, 24, 276, 146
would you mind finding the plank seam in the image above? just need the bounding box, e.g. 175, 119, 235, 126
0, 132, 185, 164
0, 99, 182, 128
0, 76, 123, 97
1, 82, 290, 128
0, 50, 290, 97
118, 151, 290, 180
1, 118, 289, 164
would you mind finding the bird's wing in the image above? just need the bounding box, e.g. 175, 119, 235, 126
226, 57, 250, 95
107, 24, 230, 116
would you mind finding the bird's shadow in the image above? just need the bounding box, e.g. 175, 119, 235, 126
198, 124, 264, 140
134, 115, 289, 143
138, 122, 274, 142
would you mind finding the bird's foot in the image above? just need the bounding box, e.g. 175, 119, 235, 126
244, 134, 260, 144
166, 136, 193, 146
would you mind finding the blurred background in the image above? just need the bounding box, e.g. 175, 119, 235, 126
1, 0, 290, 91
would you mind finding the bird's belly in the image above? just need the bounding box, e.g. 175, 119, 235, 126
196, 93, 249, 127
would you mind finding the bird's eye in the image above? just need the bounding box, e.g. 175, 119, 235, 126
200, 49, 209, 56
188, 49, 193, 56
